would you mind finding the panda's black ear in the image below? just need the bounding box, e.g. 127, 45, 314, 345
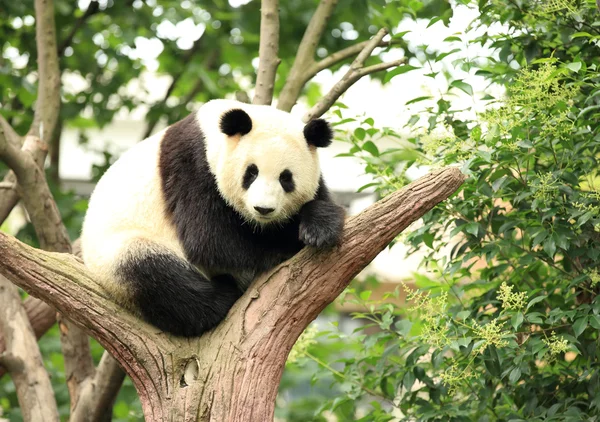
304, 118, 333, 148
220, 109, 252, 136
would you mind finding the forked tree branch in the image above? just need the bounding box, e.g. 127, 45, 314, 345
253, 0, 280, 105
0, 275, 59, 422
277, 0, 339, 111
303, 28, 407, 122
0, 167, 465, 421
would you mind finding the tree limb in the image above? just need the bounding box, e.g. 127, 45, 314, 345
140, 47, 218, 141
57, 1, 100, 57
0, 167, 465, 421
277, 0, 339, 111
29, 0, 61, 142
70, 352, 125, 422
303, 29, 407, 122
308, 38, 399, 76
0, 275, 59, 422
253, 0, 280, 105
0, 297, 56, 379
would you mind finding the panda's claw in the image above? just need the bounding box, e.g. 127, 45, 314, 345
298, 200, 345, 249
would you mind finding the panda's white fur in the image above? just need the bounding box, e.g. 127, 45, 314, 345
81, 129, 186, 305
81, 99, 344, 337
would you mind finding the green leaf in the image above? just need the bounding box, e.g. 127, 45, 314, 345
465, 222, 479, 236
543, 237, 556, 258
571, 32, 594, 39
573, 316, 588, 337
526, 295, 547, 310
362, 141, 379, 156
511, 312, 524, 330
565, 62, 582, 73
359, 290, 372, 301
449, 80, 473, 96
354, 127, 366, 141
508, 367, 521, 384
383, 65, 419, 83
405, 95, 433, 105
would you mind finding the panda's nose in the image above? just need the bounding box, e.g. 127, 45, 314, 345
254, 206, 275, 215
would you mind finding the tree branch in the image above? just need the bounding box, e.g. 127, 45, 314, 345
0, 274, 59, 422
57, 1, 100, 57
303, 29, 407, 122
0, 167, 464, 420
253, 0, 280, 105
0, 297, 56, 379
29, 0, 61, 142
140, 47, 218, 141
277, 0, 339, 111
308, 38, 399, 76
70, 352, 125, 422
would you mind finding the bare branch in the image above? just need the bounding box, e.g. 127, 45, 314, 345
309, 38, 400, 75
0, 297, 56, 379
141, 48, 219, 141
277, 0, 339, 111
29, 0, 61, 142
71, 352, 125, 422
0, 274, 59, 422
303, 29, 408, 122
253, 0, 280, 105
0, 167, 464, 420
353, 28, 389, 67
356, 59, 406, 78
57, 1, 100, 57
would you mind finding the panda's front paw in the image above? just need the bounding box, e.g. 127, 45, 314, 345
299, 200, 345, 249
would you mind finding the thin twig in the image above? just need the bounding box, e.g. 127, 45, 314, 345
57, 1, 101, 56
303, 29, 407, 122
253, 0, 280, 105
309, 39, 400, 75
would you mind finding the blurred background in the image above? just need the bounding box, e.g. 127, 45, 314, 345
3, 0, 600, 420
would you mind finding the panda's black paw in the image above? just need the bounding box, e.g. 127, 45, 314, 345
299, 200, 345, 249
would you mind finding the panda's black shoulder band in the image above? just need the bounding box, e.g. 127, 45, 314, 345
220, 108, 252, 136
304, 118, 333, 148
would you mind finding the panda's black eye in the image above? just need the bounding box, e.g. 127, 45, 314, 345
279, 169, 295, 193
242, 164, 259, 189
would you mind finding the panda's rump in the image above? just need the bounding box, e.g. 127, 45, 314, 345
81, 132, 186, 299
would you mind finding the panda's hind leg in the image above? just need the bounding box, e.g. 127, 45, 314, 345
116, 240, 242, 337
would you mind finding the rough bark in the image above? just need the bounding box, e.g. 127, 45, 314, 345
253, 0, 280, 105
0, 297, 56, 379
0, 167, 465, 421
0, 275, 59, 422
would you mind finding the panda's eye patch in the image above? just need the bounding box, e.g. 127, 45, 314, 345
242, 164, 259, 189
279, 169, 295, 193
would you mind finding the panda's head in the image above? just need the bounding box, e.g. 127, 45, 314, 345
199, 100, 333, 225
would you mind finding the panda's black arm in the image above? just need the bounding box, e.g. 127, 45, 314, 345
298, 177, 345, 249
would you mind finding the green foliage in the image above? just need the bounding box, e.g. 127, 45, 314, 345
281, 0, 600, 420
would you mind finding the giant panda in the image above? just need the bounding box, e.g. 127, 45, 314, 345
80, 99, 345, 337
